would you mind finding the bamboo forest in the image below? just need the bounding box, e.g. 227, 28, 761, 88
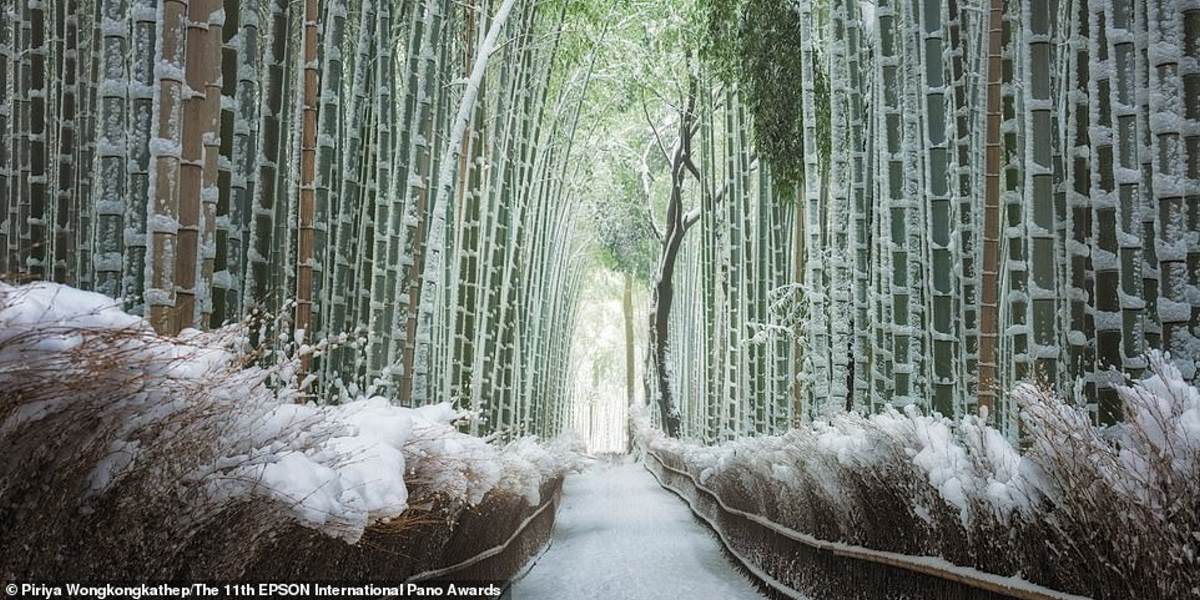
0, 0, 1198, 598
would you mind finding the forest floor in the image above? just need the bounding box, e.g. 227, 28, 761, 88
512, 457, 765, 600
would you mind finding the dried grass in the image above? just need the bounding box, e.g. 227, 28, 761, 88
0, 285, 563, 582
642, 359, 1199, 599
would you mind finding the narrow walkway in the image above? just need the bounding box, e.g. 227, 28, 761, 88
513, 458, 764, 599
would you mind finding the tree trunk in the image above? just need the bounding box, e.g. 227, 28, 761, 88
650, 231, 684, 438
648, 65, 703, 439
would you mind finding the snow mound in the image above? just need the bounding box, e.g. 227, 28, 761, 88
632, 353, 1200, 597
0, 282, 579, 544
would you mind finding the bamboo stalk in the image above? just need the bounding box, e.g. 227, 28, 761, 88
145, 0, 187, 333
978, 0, 1006, 416
293, 0, 319, 375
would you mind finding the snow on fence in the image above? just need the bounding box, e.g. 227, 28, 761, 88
634, 365, 1200, 600
0, 282, 579, 581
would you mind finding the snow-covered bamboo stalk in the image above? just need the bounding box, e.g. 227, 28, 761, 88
13, 0, 30, 276
270, 14, 300, 329
27, 0, 48, 279
879, 0, 914, 406
1088, 0, 1124, 421
843, 0, 870, 411
1183, 0, 1200, 361
0, 4, 11, 274
947, 0, 979, 412
827, 0, 851, 411
208, 2, 233, 320
74, 2, 101, 290
701, 81, 723, 441
293, 0, 320, 373
770, 171, 793, 431
367, 0, 422, 387
977, 0, 1006, 414
755, 157, 771, 430
93, 0, 130, 298
1023, 0, 1059, 393
243, 0, 287, 315
1062, 0, 1095, 406
123, 0, 156, 314
736, 92, 752, 433
799, 0, 827, 417
920, 0, 957, 415
213, 1, 259, 324
1146, 0, 1193, 379
867, 35, 891, 411
998, 0, 1027, 430
145, 0, 187, 333
905, 0, 931, 406
412, 0, 519, 405
51, 4, 80, 286
1106, 0, 1148, 387
197, 1, 223, 327
425, 14, 456, 407
720, 89, 739, 436
450, 0, 486, 412
311, 0, 348, 361
172, 0, 220, 331
326, 0, 376, 384
1135, 0, 1159, 366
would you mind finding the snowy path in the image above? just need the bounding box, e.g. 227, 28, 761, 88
512, 459, 764, 600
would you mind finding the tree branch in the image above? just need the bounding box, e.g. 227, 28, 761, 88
639, 139, 665, 243
641, 89, 672, 164
682, 154, 702, 182
646, 206, 664, 243
682, 157, 758, 233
